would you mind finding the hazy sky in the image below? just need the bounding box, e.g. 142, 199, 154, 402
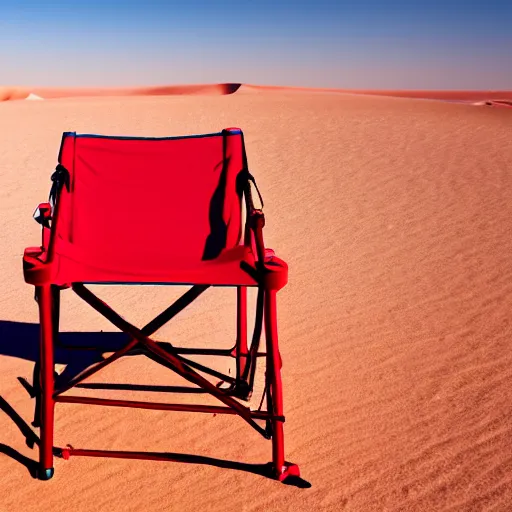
0, 1, 510, 89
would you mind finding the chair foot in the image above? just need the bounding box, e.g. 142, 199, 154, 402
37, 468, 54, 481
274, 463, 310, 487
264, 462, 304, 484
276, 462, 301, 482
277, 462, 311, 489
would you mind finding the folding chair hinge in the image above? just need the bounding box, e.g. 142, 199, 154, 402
249, 209, 265, 229
230, 380, 253, 401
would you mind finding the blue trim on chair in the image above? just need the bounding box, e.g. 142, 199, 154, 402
61, 129, 242, 142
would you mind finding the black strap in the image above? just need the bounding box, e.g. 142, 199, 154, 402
236, 130, 264, 211
244, 286, 265, 387
242, 169, 264, 210
49, 164, 70, 207
34, 164, 70, 227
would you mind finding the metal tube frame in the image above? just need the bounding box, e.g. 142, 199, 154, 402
33, 281, 294, 481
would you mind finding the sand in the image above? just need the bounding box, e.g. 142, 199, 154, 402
0, 86, 511, 511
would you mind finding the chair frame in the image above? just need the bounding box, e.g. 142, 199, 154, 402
24, 129, 300, 483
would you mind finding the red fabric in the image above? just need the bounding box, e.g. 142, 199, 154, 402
38, 129, 257, 285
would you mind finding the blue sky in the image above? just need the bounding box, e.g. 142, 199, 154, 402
0, 1, 510, 89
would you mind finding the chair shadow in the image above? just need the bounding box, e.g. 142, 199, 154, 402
0, 320, 209, 395
0, 396, 39, 478
0, 392, 310, 487
0, 319, 128, 374
0, 320, 311, 488
0, 442, 38, 478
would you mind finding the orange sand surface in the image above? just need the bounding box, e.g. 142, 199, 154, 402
0, 87, 511, 511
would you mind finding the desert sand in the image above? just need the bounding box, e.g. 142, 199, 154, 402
0, 86, 511, 511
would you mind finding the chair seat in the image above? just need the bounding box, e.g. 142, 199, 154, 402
24, 243, 288, 288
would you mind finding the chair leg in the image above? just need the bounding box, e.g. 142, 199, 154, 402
264, 290, 285, 477
235, 286, 248, 383
36, 285, 56, 480
264, 289, 301, 482
32, 286, 60, 428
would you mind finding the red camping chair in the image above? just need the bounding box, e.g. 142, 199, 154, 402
23, 128, 300, 483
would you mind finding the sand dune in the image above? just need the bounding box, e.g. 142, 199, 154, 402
244, 84, 512, 99
25, 93, 44, 101
349, 89, 512, 101
244, 86, 512, 107
2, 83, 511, 107
0, 88, 511, 511
0, 83, 242, 101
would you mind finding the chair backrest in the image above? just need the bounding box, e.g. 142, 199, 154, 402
51, 128, 247, 266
